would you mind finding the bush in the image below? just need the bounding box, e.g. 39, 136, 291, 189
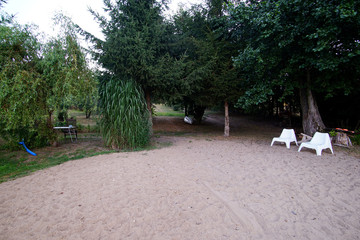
57, 111, 68, 122
172, 104, 182, 111
0, 122, 50, 150
99, 77, 151, 149
350, 134, 360, 145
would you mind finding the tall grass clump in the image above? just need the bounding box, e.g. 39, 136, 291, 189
99, 77, 151, 149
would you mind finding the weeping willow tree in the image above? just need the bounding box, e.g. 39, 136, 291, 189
99, 76, 150, 149
0, 10, 97, 148
0, 22, 45, 148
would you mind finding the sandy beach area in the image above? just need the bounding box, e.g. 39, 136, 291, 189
0, 115, 359, 239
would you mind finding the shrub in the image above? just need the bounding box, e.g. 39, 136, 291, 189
99, 77, 150, 149
350, 134, 360, 145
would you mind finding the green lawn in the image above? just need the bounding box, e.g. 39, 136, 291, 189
0, 148, 116, 183
154, 104, 184, 117
67, 109, 99, 127
0, 110, 106, 183
0, 105, 184, 183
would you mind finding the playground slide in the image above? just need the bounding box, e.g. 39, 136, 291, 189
19, 141, 37, 156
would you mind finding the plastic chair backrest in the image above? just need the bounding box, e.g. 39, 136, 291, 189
280, 129, 295, 139
311, 132, 329, 145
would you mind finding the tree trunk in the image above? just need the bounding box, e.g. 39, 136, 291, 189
47, 110, 58, 146
299, 70, 326, 136
269, 97, 274, 118
224, 100, 230, 137
85, 110, 91, 119
194, 105, 206, 124
47, 110, 53, 129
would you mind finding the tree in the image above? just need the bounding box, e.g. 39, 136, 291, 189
0, 23, 47, 147
78, 0, 174, 147
0, 13, 97, 147
87, 0, 169, 117
0, 0, 14, 24
229, 0, 360, 135
171, 6, 215, 122
75, 70, 98, 119
205, 0, 242, 137
171, 2, 241, 136
41, 14, 98, 134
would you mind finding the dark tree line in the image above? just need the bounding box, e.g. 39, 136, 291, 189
229, 0, 360, 135
3, 0, 358, 149
80, 0, 359, 148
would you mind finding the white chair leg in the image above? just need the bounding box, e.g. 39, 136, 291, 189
271, 139, 275, 146
316, 148, 322, 156
298, 145, 303, 152
286, 142, 290, 149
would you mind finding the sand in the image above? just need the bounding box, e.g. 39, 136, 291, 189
1, 116, 360, 239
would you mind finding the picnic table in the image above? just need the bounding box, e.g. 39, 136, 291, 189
53, 125, 77, 142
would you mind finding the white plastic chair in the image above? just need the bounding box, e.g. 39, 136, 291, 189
298, 132, 334, 156
271, 129, 298, 149
184, 116, 193, 124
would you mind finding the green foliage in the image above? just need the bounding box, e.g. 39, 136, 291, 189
0, 13, 98, 148
88, 0, 171, 92
228, 0, 360, 130
41, 14, 98, 114
73, 70, 99, 119
82, 0, 183, 147
329, 130, 337, 138
0, 155, 37, 182
229, 0, 360, 100
0, 149, 116, 183
350, 134, 360, 145
0, 0, 14, 24
155, 112, 184, 117
236, 82, 274, 110
150, 53, 189, 103
83, 0, 194, 113
0, 23, 48, 146
171, 4, 242, 117
99, 77, 150, 149
76, 93, 98, 119
172, 6, 213, 108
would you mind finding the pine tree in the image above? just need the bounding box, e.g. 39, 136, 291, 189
83, 0, 172, 148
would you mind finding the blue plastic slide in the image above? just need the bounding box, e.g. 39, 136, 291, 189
19, 141, 37, 156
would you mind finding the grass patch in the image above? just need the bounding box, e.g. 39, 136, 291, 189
0, 148, 116, 183
0, 107, 188, 183
0, 135, 175, 183
155, 112, 184, 117
154, 104, 184, 117
68, 109, 99, 127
